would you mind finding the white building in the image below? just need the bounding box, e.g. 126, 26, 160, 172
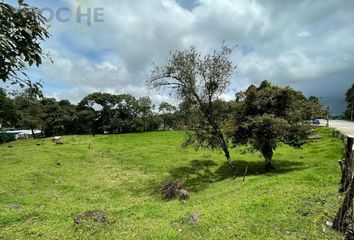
5, 130, 42, 139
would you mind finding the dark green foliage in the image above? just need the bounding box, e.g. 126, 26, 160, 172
76, 109, 97, 136
78, 92, 160, 135
0, 88, 18, 127
78, 92, 118, 134
0, 0, 50, 93
230, 81, 314, 168
344, 83, 354, 120
14, 88, 43, 137
0, 89, 165, 138
40, 98, 77, 136
0, 130, 15, 143
302, 96, 327, 120
159, 102, 177, 130
135, 96, 157, 132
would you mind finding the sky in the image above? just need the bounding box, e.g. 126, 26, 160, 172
7, 0, 354, 115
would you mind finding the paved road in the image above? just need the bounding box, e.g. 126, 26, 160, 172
320, 119, 354, 138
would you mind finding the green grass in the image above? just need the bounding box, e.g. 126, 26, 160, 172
0, 128, 345, 239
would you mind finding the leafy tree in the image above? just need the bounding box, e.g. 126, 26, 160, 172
78, 93, 159, 134
0, 0, 50, 93
158, 102, 177, 130
147, 45, 238, 174
112, 94, 138, 133
135, 96, 155, 132
230, 81, 312, 169
58, 100, 77, 135
344, 83, 354, 120
76, 109, 97, 136
14, 88, 43, 138
40, 98, 63, 136
39, 98, 77, 136
303, 96, 327, 120
0, 88, 18, 128
78, 92, 116, 134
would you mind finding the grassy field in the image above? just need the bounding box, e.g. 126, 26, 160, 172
0, 128, 345, 239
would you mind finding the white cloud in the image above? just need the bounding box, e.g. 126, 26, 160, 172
29, 0, 354, 114
297, 31, 311, 38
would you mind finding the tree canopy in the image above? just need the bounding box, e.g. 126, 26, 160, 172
229, 80, 316, 169
0, 88, 18, 128
344, 83, 354, 120
0, 0, 50, 93
159, 102, 177, 130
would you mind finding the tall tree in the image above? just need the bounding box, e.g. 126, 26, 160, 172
0, 0, 50, 93
76, 109, 97, 136
147, 45, 237, 174
0, 88, 18, 128
158, 102, 177, 130
78, 92, 116, 134
58, 100, 77, 135
14, 88, 43, 138
113, 94, 138, 133
40, 98, 63, 136
39, 98, 77, 136
230, 81, 313, 169
135, 96, 155, 132
303, 96, 327, 120
344, 83, 354, 120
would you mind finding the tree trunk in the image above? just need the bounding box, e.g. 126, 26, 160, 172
261, 145, 274, 170
333, 178, 354, 232
333, 137, 354, 237
205, 116, 237, 176
217, 130, 237, 176
340, 137, 354, 192
30, 127, 36, 139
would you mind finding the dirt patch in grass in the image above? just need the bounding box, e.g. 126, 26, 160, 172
74, 210, 112, 225
171, 213, 200, 232
5, 204, 22, 209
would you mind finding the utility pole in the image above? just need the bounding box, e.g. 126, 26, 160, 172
351, 102, 353, 122
326, 105, 330, 127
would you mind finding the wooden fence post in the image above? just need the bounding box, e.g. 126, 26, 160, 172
333, 137, 354, 235
340, 137, 354, 192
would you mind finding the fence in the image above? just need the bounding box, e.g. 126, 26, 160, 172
333, 132, 354, 238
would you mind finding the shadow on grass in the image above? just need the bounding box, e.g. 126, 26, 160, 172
167, 159, 306, 192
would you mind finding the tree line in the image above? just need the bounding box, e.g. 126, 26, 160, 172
0, 89, 179, 138
0, 0, 328, 171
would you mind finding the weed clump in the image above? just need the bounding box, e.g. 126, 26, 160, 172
161, 181, 189, 200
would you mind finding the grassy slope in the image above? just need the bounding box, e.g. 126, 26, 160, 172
0, 128, 344, 239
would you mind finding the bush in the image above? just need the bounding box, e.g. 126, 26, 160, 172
0, 132, 15, 144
